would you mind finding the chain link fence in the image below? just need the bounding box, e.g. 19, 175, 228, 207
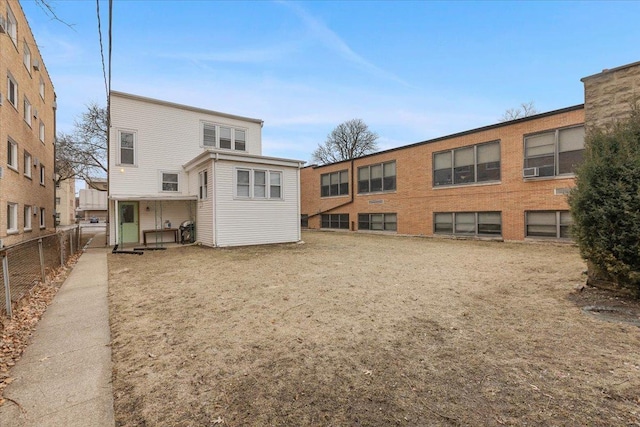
0, 226, 87, 318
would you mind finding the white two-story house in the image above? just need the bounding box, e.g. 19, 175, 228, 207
108, 91, 305, 247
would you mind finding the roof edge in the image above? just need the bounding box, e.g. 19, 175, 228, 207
110, 91, 264, 125
581, 61, 640, 82
305, 104, 584, 170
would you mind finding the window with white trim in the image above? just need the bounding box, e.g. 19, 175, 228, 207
524, 126, 585, 178
321, 170, 349, 197
199, 170, 208, 200
7, 74, 18, 107
40, 207, 46, 228
358, 213, 397, 231
7, 6, 17, 47
358, 161, 396, 194
24, 96, 32, 126
39, 121, 45, 142
161, 172, 179, 192
39, 77, 45, 100
525, 211, 572, 239
118, 130, 136, 165
434, 212, 502, 236
23, 41, 31, 72
24, 205, 32, 230
236, 169, 283, 199
201, 122, 247, 151
24, 151, 32, 178
40, 164, 45, 185
7, 139, 18, 170
434, 141, 500, 187
7, 203, 18, 233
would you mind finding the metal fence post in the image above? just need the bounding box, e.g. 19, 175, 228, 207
2, 251, 12, 318
77, 226, 81, 251
38, 238, 46, 283
59, 234, 64, 266
69, 230, 74, 259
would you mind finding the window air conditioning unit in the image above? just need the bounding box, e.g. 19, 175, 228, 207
34, 157, 39, 166
0, 16, 7, 34
34, 207, 39, 214
32, 59, 40, 71
33, 108, 39, 119
523, 167, 539, 178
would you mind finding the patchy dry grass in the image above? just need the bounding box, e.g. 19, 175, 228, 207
108, 231, 640, 426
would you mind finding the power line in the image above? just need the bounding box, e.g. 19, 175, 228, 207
96, 0, 108, 101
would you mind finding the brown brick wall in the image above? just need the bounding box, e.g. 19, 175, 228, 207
1, 0, 56, 246
582, 61, 640, 129
301, 107, 584, 241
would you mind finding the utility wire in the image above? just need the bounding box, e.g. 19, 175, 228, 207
96, 0, 108, 100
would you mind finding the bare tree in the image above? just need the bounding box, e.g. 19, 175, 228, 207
312, 119, 379, 165
500, 101, 539, 122
55, 103, 107, 187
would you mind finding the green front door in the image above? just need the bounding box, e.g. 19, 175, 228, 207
119, 202, 139, 245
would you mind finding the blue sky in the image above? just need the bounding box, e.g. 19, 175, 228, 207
21, 0, 640, 163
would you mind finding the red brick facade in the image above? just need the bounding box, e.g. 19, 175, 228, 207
301, 106, 585, 241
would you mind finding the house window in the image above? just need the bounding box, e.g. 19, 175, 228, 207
7, 203, 18, 233
7, 6, 17, 47
433, 141, 500, 187
24, 96, 32, 126
23, 41, 31, 72
524, 126, 585, 178
24, 206, 32, 230
56, 197, 61, 205
321, 214, 349, 229
201, 122, 247, 151
234, 129, 246, 151
40, 164, 45, 185
161, 172, 179, 192
525, 211, 572, 239
199, 170, 208, 200
7, 74, 18, 107
39, 121, 45, 142
40, 207, 46, 229
24, 151, 32, 177
7, 139, 18, 170
358, 161, 396, 194
118, 130, 136, 165
358, 213, 397, 231
434, 212, 502, 236
301, 214, 309, 228
39, 77, 45, 99
321, 170, 349, 197
236, 169, 283, 199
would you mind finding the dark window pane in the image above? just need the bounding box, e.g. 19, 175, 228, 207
558, 150, 584, 174
434, 169, 452, 186
301, 214, 309, 228
220, 127, 232, 149
383, 176, 396, 191
358, 180, 369, 193
121, 148, 134, 165
330, 184, 339, 196
454, 165, 475, 184
321, 185, 330, 197
321, 215, 329, 228
525, 155, 555, 177
477, 162, 500, 182
339, 182, 349, 195
370, 178, 383, 192
358, 214, 369, 230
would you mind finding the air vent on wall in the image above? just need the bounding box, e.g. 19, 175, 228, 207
523, 167, 539, 178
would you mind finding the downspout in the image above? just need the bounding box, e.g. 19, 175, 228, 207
307, 158, 356, 228
213, 152, 218, 246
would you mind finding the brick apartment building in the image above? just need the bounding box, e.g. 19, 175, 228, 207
301, 61, 640, 241
1, 0, 56, 246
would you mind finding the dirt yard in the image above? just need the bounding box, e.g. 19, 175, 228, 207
108, 231, 640, 426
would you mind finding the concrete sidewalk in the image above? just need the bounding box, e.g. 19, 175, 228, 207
0, 232, 115, 427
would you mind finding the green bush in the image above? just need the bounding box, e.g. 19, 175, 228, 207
569, 103, 640, 295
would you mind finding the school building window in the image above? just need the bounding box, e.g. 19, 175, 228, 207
525, 211, 572, 239
523, 126, 584, 178
433, 141, 500, 187
321, 213, 349, 229
358, 213, 397, 231
434, 212, 502, 236
358, 161, 396, 194
321, 170, 349, 197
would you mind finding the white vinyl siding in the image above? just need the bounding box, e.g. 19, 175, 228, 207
215, 162, 299, 246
